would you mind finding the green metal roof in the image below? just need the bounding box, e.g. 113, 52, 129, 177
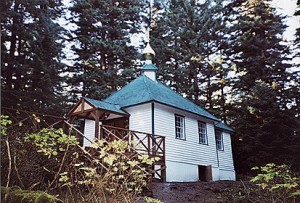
84, 97, 128, 115
142, 63, 158, 70
215, 122, 234, 132
104, 75, 220, 121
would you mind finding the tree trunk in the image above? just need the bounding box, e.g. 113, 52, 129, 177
6, 1, 20, 89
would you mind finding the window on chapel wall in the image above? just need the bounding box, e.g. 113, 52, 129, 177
175, 114, 185, 140
198, 121, 208, 144
215, 130, 224, 150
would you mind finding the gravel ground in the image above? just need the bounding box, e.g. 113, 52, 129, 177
138, 180, 255, 203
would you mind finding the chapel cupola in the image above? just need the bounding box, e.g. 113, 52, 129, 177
142, 41, 157, 81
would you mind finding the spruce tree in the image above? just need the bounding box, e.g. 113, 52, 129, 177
68, 0, 145, 100
295, 0, 300, 46
1, 0, 67, 115
292, 0, 300, 117
151, 0, 232, 112
227, 0, 300, 172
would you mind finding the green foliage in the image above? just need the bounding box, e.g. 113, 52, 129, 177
1, 115, 12, 137
149, 0, 300, 175
24, 128, 79, 158
1, 186, 62, 203
151, 0, 231, 111
60, 139, 157, 202
295, 0, 300, 55
1, 112, 157, 202
68, 0, 146, 100
1, 0, 68, 115
144, 196, 164, 203
227, 0, 300, 173
250, 163, 300, 202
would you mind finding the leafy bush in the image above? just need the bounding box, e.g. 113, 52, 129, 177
144, 196, 164, 203
24, 128, 79, 158
250, 163, 300, 202
59, 139, 158, 203
1, 113, 159, 202
1, 186, 62, 203
24, 127, 159, 202
1, 115, 12, 136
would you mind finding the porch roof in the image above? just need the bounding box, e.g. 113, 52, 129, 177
68, 97, 128, 121
84, 97, 128, 115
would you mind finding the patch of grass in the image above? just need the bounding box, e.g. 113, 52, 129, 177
1, 186, 62, 203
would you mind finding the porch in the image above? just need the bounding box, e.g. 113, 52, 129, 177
97, 125, 166, 182
68, 97, 167, 182
3, 104, 167, 182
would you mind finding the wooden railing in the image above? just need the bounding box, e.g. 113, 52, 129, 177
2, 107, 166, 182
101, 125, 166, 181
64, 123, 166, 182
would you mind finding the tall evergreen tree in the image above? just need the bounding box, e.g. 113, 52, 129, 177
295, 0, 300, 48
68, 0, 146, 100
1, 0, 67, 115
226, 0, 300, 172
206, 56, 234, 123
151, 0, 232, 113
292, 0, 300, 118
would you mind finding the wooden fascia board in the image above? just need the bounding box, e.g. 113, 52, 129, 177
154, 100, 219, 122
68, 98, 97, 116
104, 116, 128, 122
103, 109, 129, 117
98, 111, 106, 120
122, 100, 219, 122
68, 98, 84, 116
69, 108, 97, 116
82, 97, 129, 117
83, 98, 97, 110
68, 98, 129, 119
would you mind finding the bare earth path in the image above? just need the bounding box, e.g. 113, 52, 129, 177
146, 181, 252, 203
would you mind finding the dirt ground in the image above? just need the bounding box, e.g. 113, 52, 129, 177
142, 181, 255, 203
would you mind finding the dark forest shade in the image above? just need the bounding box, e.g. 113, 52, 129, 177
150, 0, 232, 119
1, 0, 299, 174
1, 0, 67, 115
225, 0, 300, 172
67, 0, 146, 101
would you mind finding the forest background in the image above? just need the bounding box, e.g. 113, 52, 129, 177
1, 0, 300, 175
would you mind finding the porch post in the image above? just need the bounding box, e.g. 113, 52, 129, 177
95, 109, 100, 140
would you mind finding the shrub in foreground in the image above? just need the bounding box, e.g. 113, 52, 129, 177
1, 186, 62, 203
250, 163, 300, 203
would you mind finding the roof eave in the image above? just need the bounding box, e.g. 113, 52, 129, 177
121, 100, 220, 122
216, 127, 234, 133
82, 97, 129, 117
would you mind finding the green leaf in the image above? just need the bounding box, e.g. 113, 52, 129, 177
90, 142, 100, 149
103, 154, 116, 165
128, 160, 139, 167
291, 190, 300, 197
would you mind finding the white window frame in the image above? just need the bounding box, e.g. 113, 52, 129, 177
175, 114, 185, 140
215, 130, 224, 151
198, 121, 208, 144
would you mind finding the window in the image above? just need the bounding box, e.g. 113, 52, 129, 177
198, 121, 207, 144
175, 114, 185, 140
215, 131, 224, 150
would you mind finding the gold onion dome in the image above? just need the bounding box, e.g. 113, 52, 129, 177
142, 42, 155, 58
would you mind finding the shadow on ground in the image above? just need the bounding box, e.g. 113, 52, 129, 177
139, 181, 258, 203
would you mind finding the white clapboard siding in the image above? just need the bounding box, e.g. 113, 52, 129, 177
217, 132, 235, 171
124, 103, 152, 134
82, 101, 235, 180
83, 119, 96, 147
154, 103, 218, 167
124, 103, 153, 154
